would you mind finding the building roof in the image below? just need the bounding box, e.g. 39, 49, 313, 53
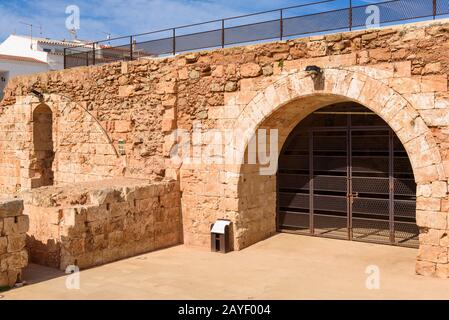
0, 54, 47, 64
13, 35, 91, 47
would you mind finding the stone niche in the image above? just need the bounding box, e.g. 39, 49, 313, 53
22, 178, 182, 270
0, 199, 29, 288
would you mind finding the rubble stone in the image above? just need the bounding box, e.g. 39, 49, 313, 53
0, 199, 28, 288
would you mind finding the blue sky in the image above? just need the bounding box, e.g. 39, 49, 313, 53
0, 0, 382, 43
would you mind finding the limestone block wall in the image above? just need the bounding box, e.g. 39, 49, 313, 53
3, 20, 449, 199
0, 97, 128, 195
0, 199, 29, 288
23, 179, 181, 270
2, 19, 449, 277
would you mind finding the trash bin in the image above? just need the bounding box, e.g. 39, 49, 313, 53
210, 219, 232, 253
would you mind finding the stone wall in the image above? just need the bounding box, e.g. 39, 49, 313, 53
0, 199, 28, 288
2, 20, 449, 196
2, 19, 449, 277
0, 97, 127, 195
23, 178, 182, 270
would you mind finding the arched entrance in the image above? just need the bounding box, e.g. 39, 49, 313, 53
173, 67, 449, 275
227, 69, 443, 253
277, 102, 418, 247
32, 103, 54, 188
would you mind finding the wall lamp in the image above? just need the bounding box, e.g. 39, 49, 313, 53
305, 65, 322, 78
30, 89, 44, 101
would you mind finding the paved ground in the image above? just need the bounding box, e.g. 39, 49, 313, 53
2, 233, 449, 300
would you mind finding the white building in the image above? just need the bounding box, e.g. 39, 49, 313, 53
0, 35, 89, 99
0, 54, 49, 98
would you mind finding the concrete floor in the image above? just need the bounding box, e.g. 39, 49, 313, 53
2, 233, 449, 300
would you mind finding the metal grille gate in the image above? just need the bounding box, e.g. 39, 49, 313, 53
277, 103, 419, 248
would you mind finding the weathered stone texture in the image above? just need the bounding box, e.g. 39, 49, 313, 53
0, 198, 28, 288
22, 178, 182, 270
2, 19, 449, 277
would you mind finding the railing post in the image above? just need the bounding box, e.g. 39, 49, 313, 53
86, 51, 89, 66
349, 0, 353, 31
173, 28, 176, 56
433, 0, 437, 19
92, 42, 96, 65
63, 48, 66, 69
280, 9, 284, 40
130, 36, 134, 61
221, 19, 225, 48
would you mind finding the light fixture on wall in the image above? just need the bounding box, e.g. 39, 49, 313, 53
30, 89, 44, 101
305, 65, 324, 90
305, 65, 322, 78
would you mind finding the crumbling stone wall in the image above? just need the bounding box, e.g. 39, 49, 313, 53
2, 19, 449, 277
2, 20, 449, 194
0, 199, 29, 288
0, 97, 124, 195
23, 179, 181, 270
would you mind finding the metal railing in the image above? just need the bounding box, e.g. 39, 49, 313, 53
64, 0, 448, 69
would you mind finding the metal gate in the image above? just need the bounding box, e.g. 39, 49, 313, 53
277, 103, 419, 248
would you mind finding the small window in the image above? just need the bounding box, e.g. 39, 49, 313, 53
43, 48, 52, 53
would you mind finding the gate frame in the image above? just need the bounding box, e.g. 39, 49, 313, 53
228, 68, 446, 276
276, 105, 418, 248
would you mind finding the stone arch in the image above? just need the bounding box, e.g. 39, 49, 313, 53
31, 103, 54, 188
229, 68, 445, 258
231, 68, 442, 184
54, 95, 123, 183
26, 94, 122, 186
52, 94, 119, 158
